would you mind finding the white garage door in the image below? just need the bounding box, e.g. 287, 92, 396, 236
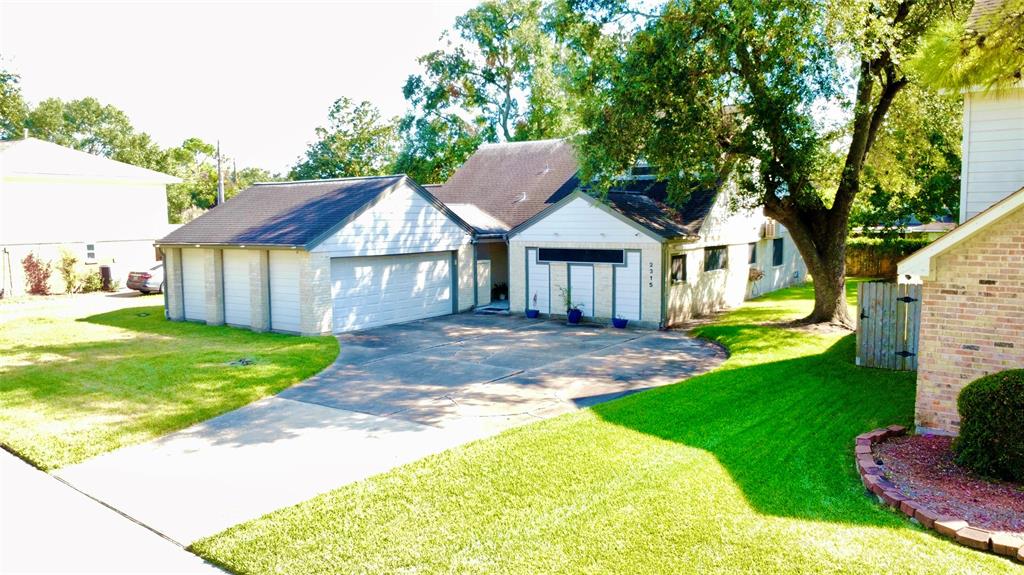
331, 252, 452, 333
181, 248, 206, 322
568, 264, 594, 317
269, 251, 301, 333
614, 251, 641, 321
222, 249, 251, 327
526, 248, 550, 313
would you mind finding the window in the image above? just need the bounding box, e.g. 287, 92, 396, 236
772, 238, 784, 267
85, 243, 97, 263
704, 246, 727, 271
671, 254, 686, 283
537, 248, 624, 264
748, 242, 758, 264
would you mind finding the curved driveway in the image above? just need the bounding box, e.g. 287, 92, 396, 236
57, 314, 726, 545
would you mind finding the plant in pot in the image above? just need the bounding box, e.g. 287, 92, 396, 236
612, 314, 629, 329
526, 293, 540, 318
559, 287, 584, 325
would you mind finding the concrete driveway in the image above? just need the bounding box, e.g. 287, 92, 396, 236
57, 314, 726, 545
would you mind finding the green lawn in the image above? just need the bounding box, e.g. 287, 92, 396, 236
0, 305, 338, 470
190, 282, 1019, 575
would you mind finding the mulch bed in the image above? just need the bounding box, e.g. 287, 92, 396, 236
875, 434, 1024, 534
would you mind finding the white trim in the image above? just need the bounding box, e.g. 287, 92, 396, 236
898, 186, 1024, 279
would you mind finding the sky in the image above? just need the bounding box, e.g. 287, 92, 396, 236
1, 0, 479, 174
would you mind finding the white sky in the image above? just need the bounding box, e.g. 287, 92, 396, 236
0, 0, 478, 173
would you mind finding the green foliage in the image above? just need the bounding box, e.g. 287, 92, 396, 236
290, 98, 399, 181
20, 252, 51, 295
0, 63, 28, 140
853, 85, 962, 231
954, 369, 1024, 483
78, 270, 103, 293
164, 138, 276, 223
0, 304, 339, 470
57, 250, 79, 294
845, 236, 931, 262
912, 0, 1024, 91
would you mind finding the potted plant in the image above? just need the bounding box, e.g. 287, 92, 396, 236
526, 293, 540, 318
559, 287, 584, 325
612, 314, 629, 329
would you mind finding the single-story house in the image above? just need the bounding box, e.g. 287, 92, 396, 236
898, 82, 1024, 435
0, 137, 180, 296
160, 139, 806, 334
157, 175, 476, 335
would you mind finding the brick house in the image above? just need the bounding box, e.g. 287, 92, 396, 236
898, 84, 1024, 434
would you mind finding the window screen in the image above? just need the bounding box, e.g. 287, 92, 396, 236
537, 248, 624, 264
671, 254, 686, 283
772, 238, 784, 266
748, 242, 757, 264
704, 246, 727, 271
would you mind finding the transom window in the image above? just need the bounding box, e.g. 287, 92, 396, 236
704, 246, 728, 272
537, 248, 624, 264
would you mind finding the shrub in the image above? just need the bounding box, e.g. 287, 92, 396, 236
58, 250, 79, 294
79, 270, 103, 293
953, 369, 1024, 483
21, 252, 52, 295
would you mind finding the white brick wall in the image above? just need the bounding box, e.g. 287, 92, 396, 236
299, 250, 333, 335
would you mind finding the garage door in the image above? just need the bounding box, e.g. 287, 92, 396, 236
269, 251, 301, 333
181, 248, 206, 322
222, 249, 251, 327
568, 264, 594, 317
613, 251, 641, 321
331, 252, 452, 333
526, 248, 550, 313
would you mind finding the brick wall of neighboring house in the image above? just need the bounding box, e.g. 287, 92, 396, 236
916, 208, 1024, 434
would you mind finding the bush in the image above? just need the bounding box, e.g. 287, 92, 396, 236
21, 252, 52, 295
58, 250, 79, 294
79, 270, 103, 293
846, 236, 932, 256
953, 369, 1024, 483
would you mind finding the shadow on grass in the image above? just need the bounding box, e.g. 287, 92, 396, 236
590, 324, 916, 526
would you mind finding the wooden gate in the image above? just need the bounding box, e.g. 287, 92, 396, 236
855, 282, 922, 371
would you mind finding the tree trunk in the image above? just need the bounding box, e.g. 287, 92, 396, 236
804, 253, 853, 327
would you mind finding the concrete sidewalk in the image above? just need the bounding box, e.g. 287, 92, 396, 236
0, 450, 223, 575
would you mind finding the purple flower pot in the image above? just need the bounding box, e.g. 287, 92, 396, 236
567, 309, 583, 324
526, 309, 540, 318
612, 318, 629, 329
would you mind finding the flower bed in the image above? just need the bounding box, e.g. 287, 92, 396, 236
855, 426, 1024, 562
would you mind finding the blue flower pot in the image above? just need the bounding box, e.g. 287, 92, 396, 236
526, 309, 540, 318
612, 318, 629, 329
567, 309, 583, 324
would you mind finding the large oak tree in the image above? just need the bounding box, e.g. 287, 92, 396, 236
557, 0, 969, 326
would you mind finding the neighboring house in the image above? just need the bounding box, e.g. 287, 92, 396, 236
898, 70, 1024, 434
437, 139, 807, 327
0, 138, 180, 296
157, 176, 475, 335
160, 139, 806, 334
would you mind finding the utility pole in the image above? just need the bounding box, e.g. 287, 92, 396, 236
216, 140, 225, 206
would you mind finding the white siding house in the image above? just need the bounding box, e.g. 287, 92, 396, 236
0, 138, 179, 296
959, 86, 1024, 221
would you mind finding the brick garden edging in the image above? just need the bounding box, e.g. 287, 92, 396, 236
855, 425, 1024, 563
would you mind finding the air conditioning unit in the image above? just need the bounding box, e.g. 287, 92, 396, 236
761, 219, 777, 239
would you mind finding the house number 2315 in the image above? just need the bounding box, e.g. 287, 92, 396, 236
648, 262, 655, 288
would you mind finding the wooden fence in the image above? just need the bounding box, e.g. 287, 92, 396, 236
855, 282, 922, 371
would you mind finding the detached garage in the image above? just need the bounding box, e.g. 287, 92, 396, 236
158, 175, 475, 335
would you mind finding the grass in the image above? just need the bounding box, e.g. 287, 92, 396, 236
0, 305, 338, 470
189, 281, 1020, 574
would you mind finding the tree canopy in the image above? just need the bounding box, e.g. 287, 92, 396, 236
290, 97, 399, 181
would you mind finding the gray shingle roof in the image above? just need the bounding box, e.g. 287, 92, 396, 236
967, 0, 1006, 32
605, 187, 715, 239
159, 175, 406, 247
431, 139, 580, 231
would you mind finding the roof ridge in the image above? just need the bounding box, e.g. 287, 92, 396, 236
252, 174, 405, 186
477, 138, 567, 148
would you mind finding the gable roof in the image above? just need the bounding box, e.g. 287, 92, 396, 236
431, 139, 579, 232
899, 185, 1024, 279
966, 0, 1006, 32
0, 137, 180, 184
159, 175, 468, 248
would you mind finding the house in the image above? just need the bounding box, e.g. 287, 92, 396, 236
0, 137, 180, 296
898, 83, 1024, 435
160, 139, 806, 334
157, 175, 476, 335
436, 139, 807, 327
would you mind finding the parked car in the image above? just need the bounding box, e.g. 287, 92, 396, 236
126, 263, 165, 294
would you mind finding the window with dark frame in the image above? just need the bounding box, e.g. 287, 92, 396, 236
772, 238, 784, 266
537, 248, 624, 264
85, 243, 96, 262
748, 242, 757, 264
671, 253, 686, 283
704, 246, 727, 271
